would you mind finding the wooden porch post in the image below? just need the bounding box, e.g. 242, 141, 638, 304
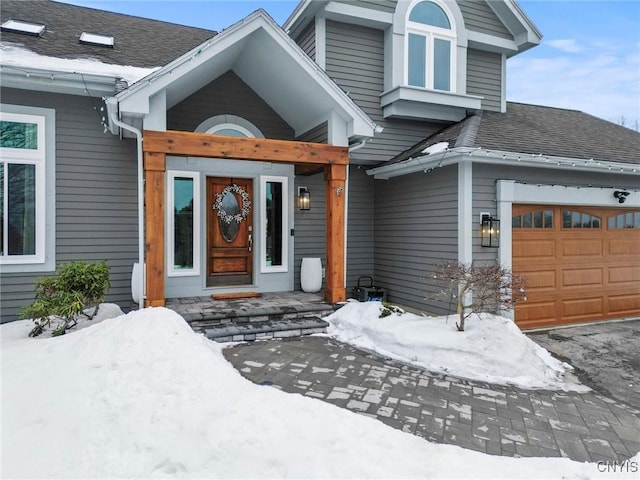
324, 163, 347, 303
144, 151, 166, 307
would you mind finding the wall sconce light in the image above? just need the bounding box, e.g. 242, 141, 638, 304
298, 186, 310, 210
481, 213, 500, 248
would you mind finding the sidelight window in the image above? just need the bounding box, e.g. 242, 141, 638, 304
261, 176, 288, 273
167, 171, 200, 276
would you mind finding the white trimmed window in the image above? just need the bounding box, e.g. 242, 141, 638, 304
260, 175, 288, 273
0, 111, 47, 265
406, 0, 456, 92
167, 171, 200, 276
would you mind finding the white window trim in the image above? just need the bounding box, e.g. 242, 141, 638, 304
206, 123, 255, 137
166, 170, 200, 277
195, 114, 264, 138
260, 175, 288, 274
0, 111, 47, 266
404, 0, 457, 92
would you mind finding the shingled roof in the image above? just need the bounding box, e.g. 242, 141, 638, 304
387, 102, 640, 166
0, 0, 216, 68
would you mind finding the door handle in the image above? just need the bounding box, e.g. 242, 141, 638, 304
248, 234, 253, 252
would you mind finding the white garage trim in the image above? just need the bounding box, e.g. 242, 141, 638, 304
496, 180, 640, 320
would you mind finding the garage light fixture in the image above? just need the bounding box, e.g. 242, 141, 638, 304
298, 187, 310, 211
613, 190, 629, 204
481, 213, 500, 248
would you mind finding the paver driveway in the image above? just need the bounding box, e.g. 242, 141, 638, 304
224, 336, 640, 463
528, 319, 640, 409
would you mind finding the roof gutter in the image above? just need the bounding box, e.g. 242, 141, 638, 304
106, 97, 145, 307
368, 147, 640, 180
0, 65, 117, 96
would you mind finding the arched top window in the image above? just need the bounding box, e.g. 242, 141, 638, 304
562, 210, 601, 229
512, 209, 554, 229
406, 0, 456, 92
408, 1, 450, 29
206, 123, 254, 138
608, 211, 640, 229
194, 114, 264, 139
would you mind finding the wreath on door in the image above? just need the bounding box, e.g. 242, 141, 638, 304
213, 183, 251, 224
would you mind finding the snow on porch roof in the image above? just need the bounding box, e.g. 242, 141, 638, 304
113, 9, 376, 140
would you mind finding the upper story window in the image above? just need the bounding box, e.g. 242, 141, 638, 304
406, 0, 456, 92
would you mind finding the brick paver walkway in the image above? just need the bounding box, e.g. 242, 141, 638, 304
224, 336, 640, 463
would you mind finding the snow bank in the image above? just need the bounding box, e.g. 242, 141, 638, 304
2, 307, 626, 478
327, 301, 588, 391
0, 44, 159, 84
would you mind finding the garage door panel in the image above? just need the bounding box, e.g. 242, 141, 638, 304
561, 239, 603, 258
513, 205, 640, 328
520, 270, 556, 291
561, 268, 603, 288
608, 293, 640, 316
608, 266, 640, 285
561, 297, 603, 320
609, 239, 639, 256
515, 301, 556, 325
512, 239, 556, 261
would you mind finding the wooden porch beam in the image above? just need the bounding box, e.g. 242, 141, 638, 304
324, 163, 348, 304
144, 151, 166, 307
143, 130, 349, 165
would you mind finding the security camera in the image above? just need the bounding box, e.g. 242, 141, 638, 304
613, 190, 630, 203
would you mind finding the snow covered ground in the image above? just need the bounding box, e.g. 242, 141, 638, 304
2, 306, 636, 478
327, 301, 588, 391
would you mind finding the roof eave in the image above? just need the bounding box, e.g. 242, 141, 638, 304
368, 148, 640, 180
114, 9, 376, 140
0, 64, 117, 96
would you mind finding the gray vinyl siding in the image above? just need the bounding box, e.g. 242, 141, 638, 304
471, 164, 640, 263
467, 49, 502, 112
168, 71, 294, 140
332, 0, 396, 13
293, 173, 326, 290
293, 123, 328, 290
1, 88, 138, 323
458, 0, 513, 39
373, 165, 458, 314
296, 122, 327, 144
295, 21, 315, 61
346, 166, 375, 289
325, 20, 441, 165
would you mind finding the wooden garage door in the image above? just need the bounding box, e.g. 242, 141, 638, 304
512, 205, 640, 329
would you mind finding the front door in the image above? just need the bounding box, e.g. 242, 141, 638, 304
207, 177, 253, 287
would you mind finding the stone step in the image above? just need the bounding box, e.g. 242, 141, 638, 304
202, 316, 330, 343
186, 303, 335, 329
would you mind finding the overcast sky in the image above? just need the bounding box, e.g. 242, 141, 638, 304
58, 0, 640, 126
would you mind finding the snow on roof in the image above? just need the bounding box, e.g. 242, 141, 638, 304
1, 19, 45, 36
79, 32, 114, 48
421, 141, 449, 155
0, 44, 158, 85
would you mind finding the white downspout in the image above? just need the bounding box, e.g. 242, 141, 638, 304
107, 99, 145, 307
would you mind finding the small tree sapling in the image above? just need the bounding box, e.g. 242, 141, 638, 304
432, 262, 526, 331
21, 260, 111, 337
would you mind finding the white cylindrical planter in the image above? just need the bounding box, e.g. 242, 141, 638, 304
301, 257, 322, 293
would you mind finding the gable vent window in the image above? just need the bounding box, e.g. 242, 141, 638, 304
406, 1, 456, 92
79, 32, 114, 47
1, 20, 45, 36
